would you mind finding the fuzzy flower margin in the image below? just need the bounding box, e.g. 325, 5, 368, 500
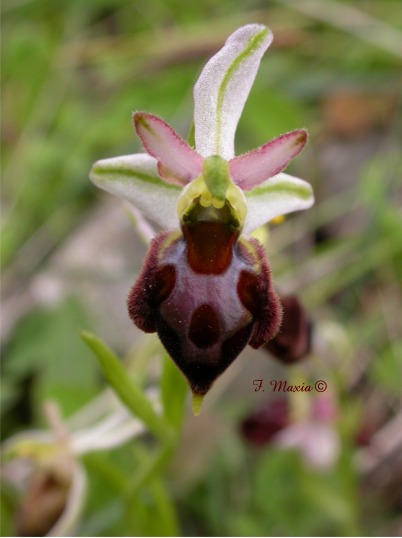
89, 24, 314, 409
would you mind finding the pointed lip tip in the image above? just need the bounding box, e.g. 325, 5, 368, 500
192, 398, 203, 417
191, 390, 208, 417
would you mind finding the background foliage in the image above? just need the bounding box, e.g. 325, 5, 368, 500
2, 0, 402, 536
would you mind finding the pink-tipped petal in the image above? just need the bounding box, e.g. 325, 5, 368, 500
134, 112, 202, 185
229, 129, 308, 190
157, 162, 188, 187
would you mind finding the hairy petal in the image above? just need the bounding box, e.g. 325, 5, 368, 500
89, 154, 181, 230
237, 238, 282, 348
127, 231, 175, 333
229, 129, 308, 190
134, 112, 202, 185
194, 24, 272, 160
243, 173, 314, 234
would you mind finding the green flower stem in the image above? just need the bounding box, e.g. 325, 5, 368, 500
84, 452, 127, 494
160, 352, 187, 428
80, 331, 172, 445
126, 442, 174, 498
148, 476, 179, 536
125, 444, 179, 536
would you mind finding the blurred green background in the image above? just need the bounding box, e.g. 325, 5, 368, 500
2, 0, 402, 536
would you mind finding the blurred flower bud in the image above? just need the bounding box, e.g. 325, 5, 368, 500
1, 434, 86, 537
265, 295, 312, 364
241, 392, 340, 471
240, 397, 289, 446
16, 466, 71, 536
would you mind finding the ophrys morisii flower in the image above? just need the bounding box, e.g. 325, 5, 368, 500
90, 24, 314, 412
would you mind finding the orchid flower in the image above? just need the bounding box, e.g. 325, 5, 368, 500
1, 390, 156, 535
275, 392, 340, 471
89, 24, 314, 408
242, 392, 340, 471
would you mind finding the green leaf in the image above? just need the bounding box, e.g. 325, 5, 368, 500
126, 443, 174, 498
124, 445, 179, 536
148, 477, 179, 536
160, 353, 188, 429
369, 341, 402, 395
80, 331, 172, 444
3, 298, 99, 422
1, 488, 16, 538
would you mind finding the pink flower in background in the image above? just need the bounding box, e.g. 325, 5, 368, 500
242, 392, 339, 471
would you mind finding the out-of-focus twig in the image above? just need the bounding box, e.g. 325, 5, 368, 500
357, 409, 402, 475
277, 0, 402, 58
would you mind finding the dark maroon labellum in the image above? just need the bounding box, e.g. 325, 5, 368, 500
128, 221, 281, 396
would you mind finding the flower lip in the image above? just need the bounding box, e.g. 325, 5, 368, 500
155, 310, 255, 396
182, 220, 239, 275
128, 229, 282, 397
188, 303, 221, 349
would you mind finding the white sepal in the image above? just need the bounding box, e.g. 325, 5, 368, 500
193, 24, 272, 160
243, 173, 314, 234
90, 154, 181, 230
